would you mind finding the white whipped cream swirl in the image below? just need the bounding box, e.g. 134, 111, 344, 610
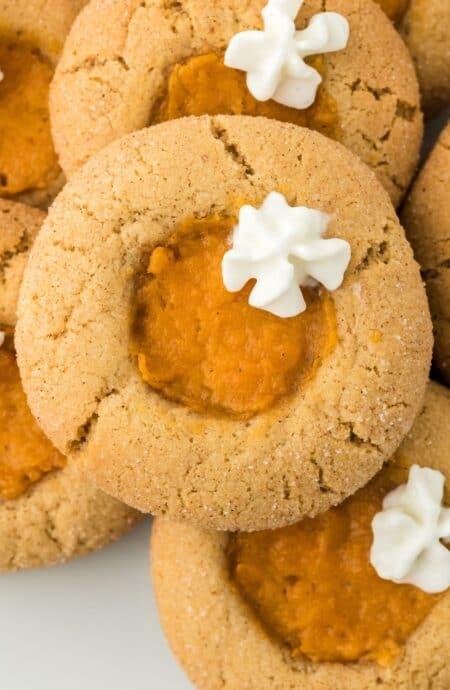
221, 192, 351, 318
371, 464, 450, 594
224, 0, 349, 110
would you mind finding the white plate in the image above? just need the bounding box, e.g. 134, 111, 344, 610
1, 519, 193, 690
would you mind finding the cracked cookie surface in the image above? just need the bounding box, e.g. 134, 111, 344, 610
151, 381, 450, 690
402, 121, 450, 386
50, 0, 422, 207
16, 116, 432, 531
0, 199, 140, 571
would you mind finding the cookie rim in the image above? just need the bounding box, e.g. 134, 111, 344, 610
402, 120, 450, 386
0, 0, 87, 63
399, 0, 450, 114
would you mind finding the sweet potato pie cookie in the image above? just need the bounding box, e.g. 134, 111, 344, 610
50, 0, 422, 206
152, 381, 450, 690
15, 116, 432, 531
0, 199, 140, 571
402, 121, 450, 386
0, 0, 87, 207
375, 0, 450, 114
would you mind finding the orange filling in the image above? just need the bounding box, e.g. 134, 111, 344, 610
130, 215, 337, 419
0, 333, 66, 499
373, 0, 410, 22
0, 35, 60, 197
156, 53, 341, 141
229, 465, 440, 665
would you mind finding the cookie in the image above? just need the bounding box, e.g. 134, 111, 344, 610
0, 199, 140, 571
0, 0, 88, 207
50, 0, 422, 206
401, 121, 450, 386
400, 1, 450, 114
151, 381, 450, 690
16, 116, 432, 531
374, 0, 450, 114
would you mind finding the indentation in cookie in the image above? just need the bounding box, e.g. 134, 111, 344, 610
0, 331, 66, 500
156, 52, 342, 142
0, 33, 61, 199
228, 462, 441, 665
129, 213, 337, 419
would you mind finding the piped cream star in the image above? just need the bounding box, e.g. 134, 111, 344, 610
224, 0, 349, 109
371, 465, 450, 594
221, 192, 351, 318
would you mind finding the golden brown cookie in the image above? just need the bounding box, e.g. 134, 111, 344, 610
151, 381, 450, 690
16, 116, 432, 531
374, 0, 450, 114
0, 0, 88, 207
400, 1, 450, 115
0, 199, 140, 571
50, 0, 422, 206
401, 121, 450, 386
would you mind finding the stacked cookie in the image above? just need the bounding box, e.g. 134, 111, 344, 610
1, 0, 449, 687
0, 0, 141, 570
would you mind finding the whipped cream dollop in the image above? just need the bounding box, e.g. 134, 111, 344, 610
224, 0, 349, 109
371, 465, 450, 594
221, 192, 351, 318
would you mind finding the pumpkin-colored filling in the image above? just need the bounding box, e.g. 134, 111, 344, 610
156, 53, 341, 141
0, 35, 60, 197
0, 333, 66, 500
229, 465, 440, 665
373, 0, 410, 22
130, 215, 337, 419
